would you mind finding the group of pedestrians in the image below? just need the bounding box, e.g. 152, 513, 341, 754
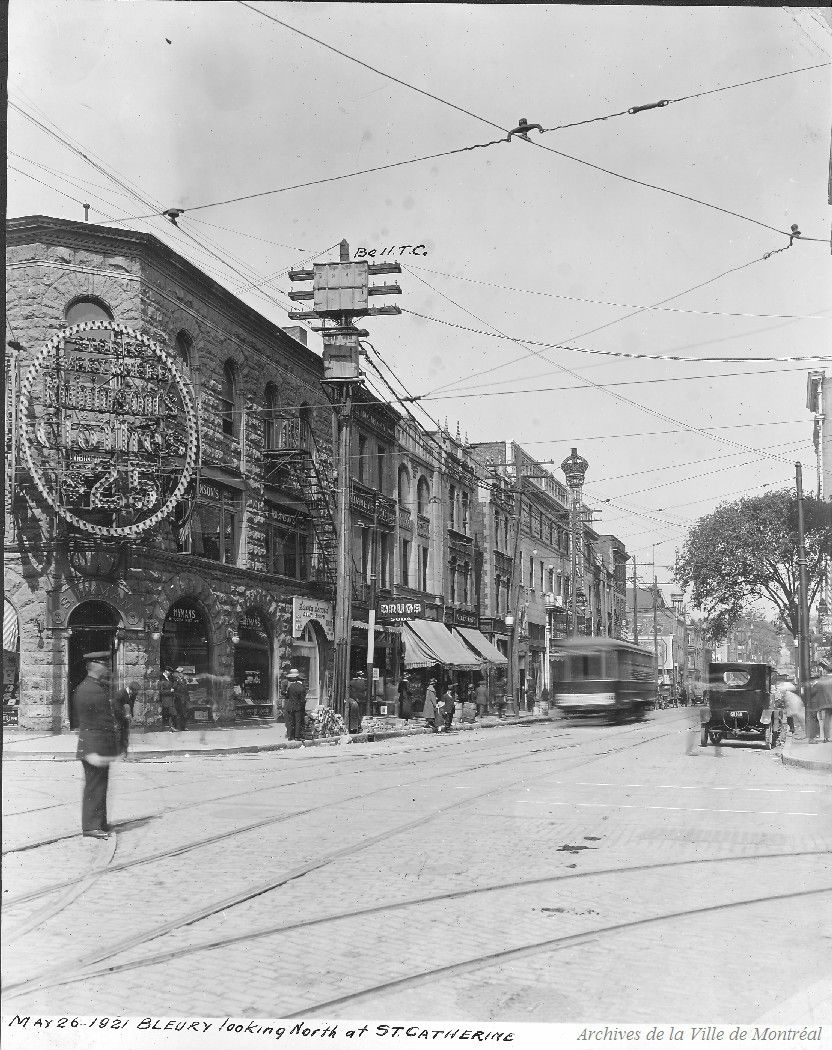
159, 667, 189, 731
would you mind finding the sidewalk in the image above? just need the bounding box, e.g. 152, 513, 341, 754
1, 710, 556, 761
780, 734, 832, 773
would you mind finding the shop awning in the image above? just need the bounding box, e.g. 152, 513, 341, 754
402, 620, 483, 670
453, 627, 508, 666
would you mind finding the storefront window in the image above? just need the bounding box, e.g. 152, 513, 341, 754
2, 600, 20, 711
162, 600, 211, 720
264, 504, 309, 579
67, 601, 119, 729
234, 611, 272, 713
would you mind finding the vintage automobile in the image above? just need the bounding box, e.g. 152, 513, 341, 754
700, 662, 783, 749
552, 638, 656, 721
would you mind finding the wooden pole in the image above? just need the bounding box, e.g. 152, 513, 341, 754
332, 387, 353, 717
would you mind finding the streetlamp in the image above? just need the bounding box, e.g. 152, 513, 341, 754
561, 447, 589, 638
505, 612, 515, 715
543, 592, 555, 713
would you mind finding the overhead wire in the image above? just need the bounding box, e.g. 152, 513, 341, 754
404, 261, 830, 323
233, 4, 829, 241
412, 364, 812, 403
404, 268, 805, 468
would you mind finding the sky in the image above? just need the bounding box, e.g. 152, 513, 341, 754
8, 2, 832, 596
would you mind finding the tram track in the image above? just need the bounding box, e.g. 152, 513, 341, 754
4, 723, 679, 997
2, 719, 592, 854
285, 884, 832, 1018
4, 720, 632, 908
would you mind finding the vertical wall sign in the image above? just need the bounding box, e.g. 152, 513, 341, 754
19, 321, 199, 538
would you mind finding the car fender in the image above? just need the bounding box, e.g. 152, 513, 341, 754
760, 707, 773, 725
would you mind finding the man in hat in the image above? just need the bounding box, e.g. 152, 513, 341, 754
112, 680, 139, 756
74, 651, 120, 838
284, 668, 307, 742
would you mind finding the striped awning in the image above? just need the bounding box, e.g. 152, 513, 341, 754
4, 600, 19, 653
453, 627, 508, 666
401, 619, 483, 671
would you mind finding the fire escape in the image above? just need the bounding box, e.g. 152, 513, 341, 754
262, 415, 337, 593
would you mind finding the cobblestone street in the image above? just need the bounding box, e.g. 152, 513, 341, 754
3, 710, 831, 1025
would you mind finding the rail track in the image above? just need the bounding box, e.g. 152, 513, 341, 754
4, 720, 683, 999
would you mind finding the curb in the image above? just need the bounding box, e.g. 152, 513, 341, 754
779, 739, 832, 773
1, 714, 560, 762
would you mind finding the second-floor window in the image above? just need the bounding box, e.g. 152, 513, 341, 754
380, 533, 390, 590
462, 491, 469, 533
528, 555, 534, 590
539, 561, 544, 591
191, 485, 240, 565
419, 546, 428, 591
449, 485, 456, 529
462, 562, 470, 604
449, 559, 456, 603
398, 464, 410, 506
264, 505, 309, 580
417, 476, 430, 516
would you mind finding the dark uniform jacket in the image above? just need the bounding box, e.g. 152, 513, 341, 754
285, 680, 307, 711
74, 675, 120, 760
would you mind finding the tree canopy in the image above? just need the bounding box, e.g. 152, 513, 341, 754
674, 489, 832, 641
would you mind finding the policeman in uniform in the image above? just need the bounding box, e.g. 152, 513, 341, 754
74, 651, 120, 838
284, 668, 307, 742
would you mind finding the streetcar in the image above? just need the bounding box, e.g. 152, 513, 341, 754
552, 638, 656, 720
700, 662, 783, 749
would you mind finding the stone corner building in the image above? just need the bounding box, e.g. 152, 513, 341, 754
5, 215, 336, 731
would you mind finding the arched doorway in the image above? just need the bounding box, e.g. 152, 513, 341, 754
233, 611, 273, 718
291, 621, 324, 710
67, 601, 120, 729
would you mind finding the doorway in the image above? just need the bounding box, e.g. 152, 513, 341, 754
67, 601, 120, 729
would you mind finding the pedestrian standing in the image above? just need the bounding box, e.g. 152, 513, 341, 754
284, 668, 307, 742
172, 672, 189, 731
441, 685, 455, 731
398, 675, 412, 722
806, 664, 832, 743
776, 678, 803, 736
475, 679, 488, 719
424, 678, 438, 731
159, 668, 175, 730
112, 681, 139, 756
74, 652, 120, 839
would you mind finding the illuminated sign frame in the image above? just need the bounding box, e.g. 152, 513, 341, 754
19, 321, 199, 539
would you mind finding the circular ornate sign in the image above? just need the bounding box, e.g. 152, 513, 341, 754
20, 321, 199, 538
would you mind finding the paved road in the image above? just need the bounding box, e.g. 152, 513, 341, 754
3, 710, 831, 1024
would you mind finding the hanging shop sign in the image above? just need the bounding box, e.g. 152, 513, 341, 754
20, 321, 198, 539
377, 598, 426, 623
292, 596, 334, 640
444, 607, 478, 629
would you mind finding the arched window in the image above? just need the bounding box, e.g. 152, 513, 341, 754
263, 382, 278, 451
175, 330, 193, 373
417, 476, 430, 516
64, 297, 113, 326
398, 464, 411, 507
220, 360, 237, 438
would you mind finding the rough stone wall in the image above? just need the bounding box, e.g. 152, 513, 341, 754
5, 224, 335, 730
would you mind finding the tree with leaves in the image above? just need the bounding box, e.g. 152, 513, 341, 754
675, 489, 831, 642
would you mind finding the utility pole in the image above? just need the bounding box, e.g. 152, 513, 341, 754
652, 546, 659, 700
365, 501, 379, 715
506, 465, 525, 716
632, 554, 638, 645
288, 240, 402, 717
796, 461, 812, 709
